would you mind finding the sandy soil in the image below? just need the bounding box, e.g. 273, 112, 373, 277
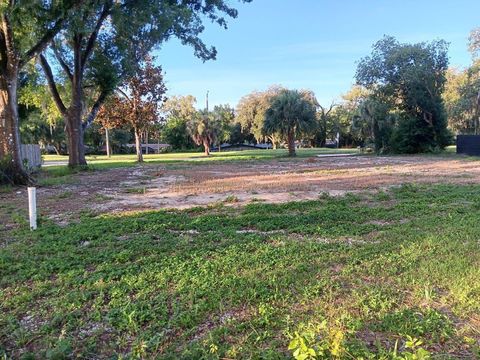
102, 155, 480, 209
1, 154, 480, 230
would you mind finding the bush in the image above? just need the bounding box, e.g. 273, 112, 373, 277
390, 116, 453, 154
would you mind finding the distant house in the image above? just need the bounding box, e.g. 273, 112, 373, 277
125, 143, 171, 154
210, 143, 272, 152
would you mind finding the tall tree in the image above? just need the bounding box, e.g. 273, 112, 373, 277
162, 95, 198, 121
0, 1, 82, 183
356, 36, 451, 153
443, 66, 480, 134
445, 28, 480, 134
263, 89, 317, 156
468, 27, 480, 59
161, 95, 198, 150
211, 104, 235, 151
334, 85, 372, 147
39, 0, 252, 167
316, 102, 336, 147
97, 58, 167, 162
236, 86, 284, 148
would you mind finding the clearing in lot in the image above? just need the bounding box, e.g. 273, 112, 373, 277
1, 149, 479, 358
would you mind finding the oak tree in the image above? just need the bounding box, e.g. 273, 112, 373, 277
357, 36, 451, 153
97, 58, 167, 162
161, 95, 198, 150
0, 1, 82, 183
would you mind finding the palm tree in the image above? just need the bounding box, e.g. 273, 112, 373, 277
187, 110, 217, 155
264, 89, 317, 156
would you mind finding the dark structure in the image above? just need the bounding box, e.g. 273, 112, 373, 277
211, 143, 272, 152
457, 135, 480, 156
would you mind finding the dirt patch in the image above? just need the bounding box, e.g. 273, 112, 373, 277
190, 306, 254, 342
100, 155, 480, 214
2, 155, 480, 227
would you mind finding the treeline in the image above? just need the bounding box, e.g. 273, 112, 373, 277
88, 30, 480, 157
16, 30, 480, 165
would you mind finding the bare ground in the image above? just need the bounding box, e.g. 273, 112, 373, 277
1, 154, 480, 230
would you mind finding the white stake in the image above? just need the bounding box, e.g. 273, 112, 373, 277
28, 187, 37, 230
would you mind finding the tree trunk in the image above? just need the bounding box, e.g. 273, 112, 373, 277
64, 39, 87, 168
105, 127, 111, 158
203, 139, 210, 156
53, 144, 61, 156
287, 129, 296, 157
145, 131, 149, 155
320, 117, 327, 147
134, 128, 143, 162
268, 136, 277, 150
0, 69, 29, 184
65, 105, 87, 167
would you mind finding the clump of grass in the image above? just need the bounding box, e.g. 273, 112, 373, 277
224, 195, 239, 203
55, 191, 73, 199
123, 187, 146, 194
36, 165, 93, 187
0, 184, 13, 193
374, 308, 453, 341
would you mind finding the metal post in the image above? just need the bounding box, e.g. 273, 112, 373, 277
28, 187, 37, 230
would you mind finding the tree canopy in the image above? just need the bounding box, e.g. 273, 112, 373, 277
236, 86, 284, 147
264, 89, 317, 156
187, 110, 217, 156
97, 58, 167, 162
356, 36, 451, 153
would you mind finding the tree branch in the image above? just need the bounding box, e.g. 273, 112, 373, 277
20, 1, 87, 67
38, 54, 67, 116
52, 43, 73, 82
319, 102, 337, 117
81, 0, 112, 69
116, 88, 133, 105
83, 90, 109, 129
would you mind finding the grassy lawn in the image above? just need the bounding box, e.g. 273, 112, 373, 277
1, 183, 479, 358
43, 148, 359, 167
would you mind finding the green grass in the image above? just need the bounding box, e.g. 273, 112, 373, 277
1, 183, 479, 358
43, 148, 359, 167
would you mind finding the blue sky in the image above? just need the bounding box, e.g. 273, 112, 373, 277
155, 0, 480, 108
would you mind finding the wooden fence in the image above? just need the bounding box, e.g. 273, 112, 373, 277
20, 144, 42, 169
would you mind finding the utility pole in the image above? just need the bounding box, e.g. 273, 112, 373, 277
206, 90, 209, 112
